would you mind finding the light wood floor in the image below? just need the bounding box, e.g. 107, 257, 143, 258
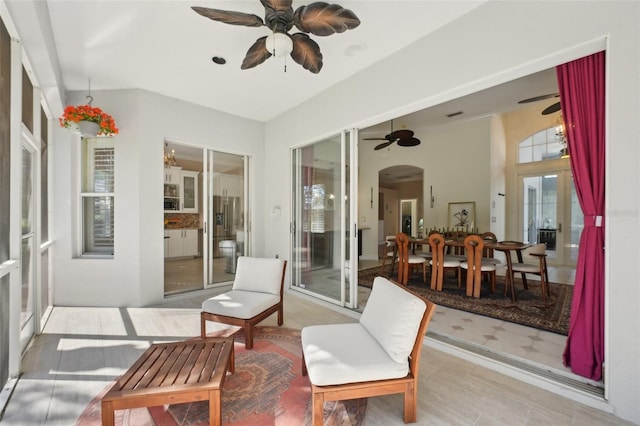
1, 289, 631, 425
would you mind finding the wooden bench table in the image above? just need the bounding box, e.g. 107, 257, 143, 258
101, 337, 234, 425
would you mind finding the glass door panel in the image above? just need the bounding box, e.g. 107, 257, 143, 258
519, 170, 581, 266
205, 151, 247, 286
291, 130, 358, 308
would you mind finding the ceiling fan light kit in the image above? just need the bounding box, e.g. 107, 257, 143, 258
192, 0, 360, 73
266, 32, 293, 57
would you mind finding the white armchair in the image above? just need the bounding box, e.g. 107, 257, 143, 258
200, 257, 287, 349
301, 276, 436, 425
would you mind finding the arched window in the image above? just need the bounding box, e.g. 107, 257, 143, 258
518, 127, 564, 163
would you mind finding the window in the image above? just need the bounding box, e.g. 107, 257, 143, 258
82, 139, 114, 254
518, 127, 564, 163
304, 183, 325, 233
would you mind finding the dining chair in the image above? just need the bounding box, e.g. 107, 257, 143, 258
380, 235, 397, 277
509, 243, 549, 302
480, 231, 501, 265
460, 234, 497, 298
428, 232, 461, 291
396, 232, 426, 285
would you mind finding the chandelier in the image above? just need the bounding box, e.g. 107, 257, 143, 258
164, 143, 176, 167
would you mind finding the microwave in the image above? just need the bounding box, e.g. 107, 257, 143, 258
164, 198, 180, 211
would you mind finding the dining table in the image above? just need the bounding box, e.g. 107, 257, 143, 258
390, 235, 531, 301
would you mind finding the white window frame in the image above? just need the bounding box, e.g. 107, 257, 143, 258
80, 138, 115, 256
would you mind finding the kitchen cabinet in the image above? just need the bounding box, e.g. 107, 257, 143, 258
213, 173, 243, 198
164, 166, 182, 184
164, 229, 199, 258
164, 166, 182, 213
180, 171, 199, 213
164, 168, 199, 213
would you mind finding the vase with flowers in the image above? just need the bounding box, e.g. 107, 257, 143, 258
59, 104, 119, 137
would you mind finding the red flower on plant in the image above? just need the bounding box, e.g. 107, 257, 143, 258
59, 104, 119, 136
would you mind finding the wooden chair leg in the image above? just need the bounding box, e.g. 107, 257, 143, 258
312, 392, 324, 426
403, 382, 417, 423
245, 323, 254, 349
200, 313, 207, 338
277, 306, 283, 325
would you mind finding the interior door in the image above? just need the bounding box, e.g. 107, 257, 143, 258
291, 130, 358, 308
518, 170, 582, 266
203, 150, 248, 286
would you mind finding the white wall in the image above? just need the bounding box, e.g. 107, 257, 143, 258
262, 2, 639, 423
52, 89, 264, 307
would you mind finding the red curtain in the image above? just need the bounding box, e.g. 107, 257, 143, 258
558, 51, 606, 381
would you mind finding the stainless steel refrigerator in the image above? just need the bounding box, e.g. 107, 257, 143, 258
212, 195, 242, 271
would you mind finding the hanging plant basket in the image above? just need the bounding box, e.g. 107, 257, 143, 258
69, 121, 100, 138
59, 104, 119, 137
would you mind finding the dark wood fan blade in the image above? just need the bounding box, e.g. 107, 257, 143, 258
374, 141, 393, 150
397, 137, 421, 147
390, 129, 414, 140
290, 33, 323, 73
241, 37, 272, 70
363, 137, 387, 141
542, 101, 562, 115
518, 93, 558, 104
192, 6, 264, 27
293, 2, 361, 36
261, 0, 293, 13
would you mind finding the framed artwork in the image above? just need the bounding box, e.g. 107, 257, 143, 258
448, 201, 475, 230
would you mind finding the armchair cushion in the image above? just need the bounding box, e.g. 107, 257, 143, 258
232, 257, 285, 295
301, 323, 409, 386
202, 290, 280, 319
359, 276, 427, 364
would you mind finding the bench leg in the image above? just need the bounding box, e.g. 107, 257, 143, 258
200, 312, 207, 338
209, 389, 221, 426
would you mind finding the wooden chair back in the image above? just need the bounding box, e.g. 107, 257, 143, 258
395, 232, 410, 285
428, 232, 446, 291
463, 235, 484, 298
481, 231, 498, 258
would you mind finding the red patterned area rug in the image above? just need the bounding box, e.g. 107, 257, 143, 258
359, 267, 571, 335
76, 326, 366, 426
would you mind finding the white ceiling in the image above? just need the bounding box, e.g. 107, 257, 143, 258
17, 1, 561, 167
44, 0, 490, 123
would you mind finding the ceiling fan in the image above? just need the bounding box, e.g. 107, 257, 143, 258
192, 0, 360, 74
517, 93, 561, 115
364, 121, 421, 150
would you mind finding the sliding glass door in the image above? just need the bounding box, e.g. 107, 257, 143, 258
203, 150, 249, 286
291, 130, 358, 308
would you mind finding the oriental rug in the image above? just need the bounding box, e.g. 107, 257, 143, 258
359, 267, 571, 335
77, 327, 366, 426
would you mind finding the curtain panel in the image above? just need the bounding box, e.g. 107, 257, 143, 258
557, 51, 606, 381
